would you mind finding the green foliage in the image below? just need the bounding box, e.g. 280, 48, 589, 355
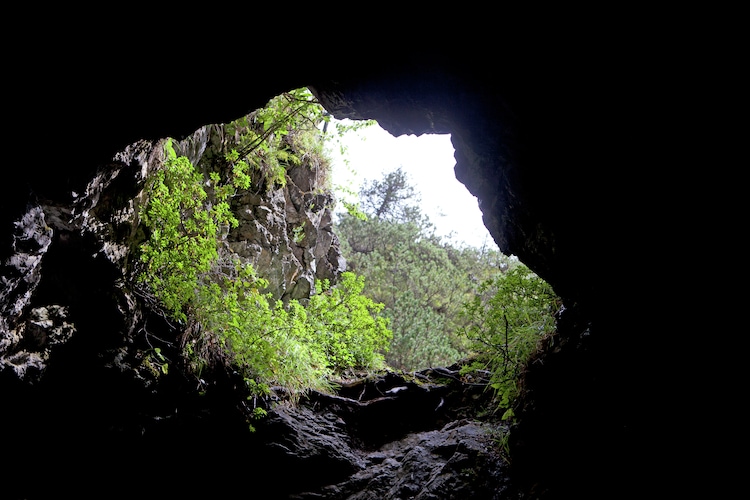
319, 115, 376, 218
332, 162, 559, 418
189, 259, 391, 400
459, 265, 560, 420
142, 347, 169, 377
306, 272, 392, 371
341, 200, 367, 221
358, 167, 424, 224
342, 169, 559, 412
137, 111, 391, 403
222, 87, 331, 192
292, 224, 305, 244
138, 138, 236, 321
136, 87, 559, 432
192, 264, 333, 397
334, 167, 513, 370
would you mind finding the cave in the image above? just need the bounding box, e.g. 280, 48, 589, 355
2, 25, 704, 499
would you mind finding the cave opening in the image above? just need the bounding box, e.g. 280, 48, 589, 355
328, 120, 496, 250
313, 113, 559, 387
1, 36, 696, 498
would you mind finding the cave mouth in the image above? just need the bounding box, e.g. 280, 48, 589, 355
327, 119, 495, 250
311, 111, 559, 377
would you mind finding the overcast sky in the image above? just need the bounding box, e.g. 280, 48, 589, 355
327, 120, 497, 250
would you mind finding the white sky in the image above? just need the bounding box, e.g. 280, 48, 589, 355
327, 120, 497, 250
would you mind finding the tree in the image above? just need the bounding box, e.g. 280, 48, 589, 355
359, 166, 423, 224
334, 167, 514, 370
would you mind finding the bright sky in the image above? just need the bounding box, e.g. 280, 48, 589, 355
328, 120, 498, 250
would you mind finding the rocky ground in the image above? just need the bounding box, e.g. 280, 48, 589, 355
248, 364, 523, 499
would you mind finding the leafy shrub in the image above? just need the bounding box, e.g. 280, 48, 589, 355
222, 87, 330, 192
306, 272, 392, 371
137, 127, 391, 402
459, 264, 560, 420
192, 264, 332, 396
138, 138, 236, 321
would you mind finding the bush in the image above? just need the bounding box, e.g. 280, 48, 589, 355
138, 138, 237, 321
137, 139, 392, 401
459, 264, 561, 420
306, 272, 392, 371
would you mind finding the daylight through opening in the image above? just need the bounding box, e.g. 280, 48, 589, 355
324, 116, 559, 393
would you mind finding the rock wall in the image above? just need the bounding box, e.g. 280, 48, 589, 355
184, 122, 346, 301
0, 118, 344, 382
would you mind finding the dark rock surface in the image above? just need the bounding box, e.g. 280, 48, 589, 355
2, 18, 706, 499
251, 366, 520, 500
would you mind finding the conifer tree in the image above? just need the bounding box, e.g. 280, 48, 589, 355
335, 167, 510, 370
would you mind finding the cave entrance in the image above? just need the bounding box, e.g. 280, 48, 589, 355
321, 117, 555, 377
328, 119, 496, 251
